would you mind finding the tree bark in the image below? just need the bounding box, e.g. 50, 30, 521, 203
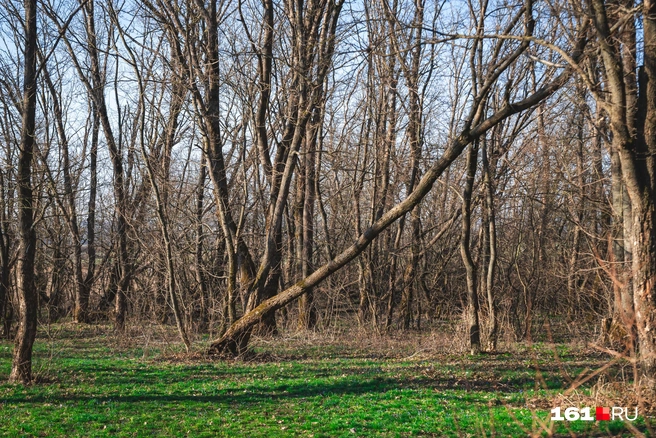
460, 142, 480, 354
0, 194, 10, 337
195, 157, 209, 325
482, 141, 498, 351
10, 0, 38, 384
590, 0, 656, 384
298, 111, 320, 330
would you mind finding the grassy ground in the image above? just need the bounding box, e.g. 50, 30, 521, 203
0, 323, 653, 437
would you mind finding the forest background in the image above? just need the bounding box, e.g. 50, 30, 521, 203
0, 0, 655, 434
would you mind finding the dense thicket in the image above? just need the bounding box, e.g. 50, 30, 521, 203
0, 0, 654, 384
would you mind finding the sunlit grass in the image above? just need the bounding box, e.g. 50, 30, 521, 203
0, 323, 650, 437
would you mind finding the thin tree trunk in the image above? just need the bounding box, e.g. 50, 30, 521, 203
145, 163, 191, 351
0, 169, 12, 338
567, 95, 585, 313
482, 142, 498, 351
385, 221, 403, 330
83, 104, 98, 317
299, 113, 319, 330
460, 142, 480, 355
195, 157, 208, 325
119, 31, 191, 351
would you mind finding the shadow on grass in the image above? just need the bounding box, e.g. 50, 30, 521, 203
16, 358, 565, 391
0, 374, 488, 407
0, 358, 568, 411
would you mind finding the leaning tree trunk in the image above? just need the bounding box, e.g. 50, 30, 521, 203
208, 132, 473, 354
207, 53, 581, 355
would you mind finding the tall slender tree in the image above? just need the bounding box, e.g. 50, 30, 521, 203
10, 0, 38, 384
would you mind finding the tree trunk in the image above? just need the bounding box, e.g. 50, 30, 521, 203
567, 90, 586, 313
385, 221, 403, 330
298, 113, 319, 330
631, 205, 656, 380
195, 157, 209, 326
83, 104, 98, 318
482, 142, 498, 351
10, 0, 38, 384
590, 0, 656, 384
126, 49, 191, 351
609, 146, 627, 322
0, 170, 12, 338
460, 143, 480, 355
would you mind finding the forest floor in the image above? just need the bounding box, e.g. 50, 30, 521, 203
0, 321, 653, 437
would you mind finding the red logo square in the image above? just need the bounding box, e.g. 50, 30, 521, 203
596, 407, 610, 421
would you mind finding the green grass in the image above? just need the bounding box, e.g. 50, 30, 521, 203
0, 324, 651, 437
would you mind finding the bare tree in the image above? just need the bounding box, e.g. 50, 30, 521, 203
585, 0, 656, 385
208, 2, 587, 352
10, 0, 37, 384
